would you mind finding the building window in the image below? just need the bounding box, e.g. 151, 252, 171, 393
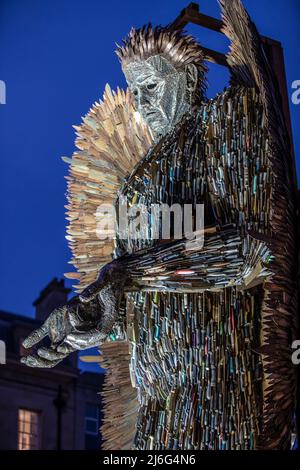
85, 403, 100, 449
18, 409, 41, 450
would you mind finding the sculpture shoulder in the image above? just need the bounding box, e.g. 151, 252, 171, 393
197, 85, 266, 133
199, 84, 261, 112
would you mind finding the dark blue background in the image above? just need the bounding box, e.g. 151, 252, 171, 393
0, 0, 299, 319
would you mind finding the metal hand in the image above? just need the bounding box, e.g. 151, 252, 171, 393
21, 261, 127, 368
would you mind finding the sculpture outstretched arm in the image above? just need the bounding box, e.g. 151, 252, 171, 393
125, 226, 273, 291
79, 225, 273, 305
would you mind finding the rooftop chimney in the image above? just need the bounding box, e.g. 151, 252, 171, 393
33, 278, 71, 322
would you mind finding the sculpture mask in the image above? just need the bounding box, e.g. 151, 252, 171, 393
123, 55, 198, 139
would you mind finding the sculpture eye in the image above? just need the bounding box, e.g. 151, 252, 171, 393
132, 89, 138, 96
147, 83, 157, 90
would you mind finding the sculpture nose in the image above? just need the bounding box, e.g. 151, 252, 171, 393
138, 90, 150, 108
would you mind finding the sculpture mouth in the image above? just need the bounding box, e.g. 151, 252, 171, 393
145, 110, 157, 117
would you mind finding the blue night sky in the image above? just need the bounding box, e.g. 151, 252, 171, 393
0, 0, 299, 319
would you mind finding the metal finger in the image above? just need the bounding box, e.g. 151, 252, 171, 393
20, 354, 61, 368
59, 330, 106, 350
37, 347, 70, 361
22, 324, 49, 349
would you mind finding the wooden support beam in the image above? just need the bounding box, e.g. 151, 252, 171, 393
201, 46, 228, 67
170, 2, 224, 32
170, 3, 282, 67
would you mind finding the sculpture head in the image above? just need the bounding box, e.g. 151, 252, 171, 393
116, 26, 207, 139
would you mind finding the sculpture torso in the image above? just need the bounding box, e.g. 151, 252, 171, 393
114, 87, 268, 449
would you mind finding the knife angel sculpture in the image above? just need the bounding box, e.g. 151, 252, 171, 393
22, 0, 298, 450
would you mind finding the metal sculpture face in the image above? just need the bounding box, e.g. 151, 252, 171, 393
123, 55, 191, 139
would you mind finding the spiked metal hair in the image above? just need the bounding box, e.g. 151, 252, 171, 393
116, 25, 208, 97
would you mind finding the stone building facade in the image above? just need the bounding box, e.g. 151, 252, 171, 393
0, 278, 104, 450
